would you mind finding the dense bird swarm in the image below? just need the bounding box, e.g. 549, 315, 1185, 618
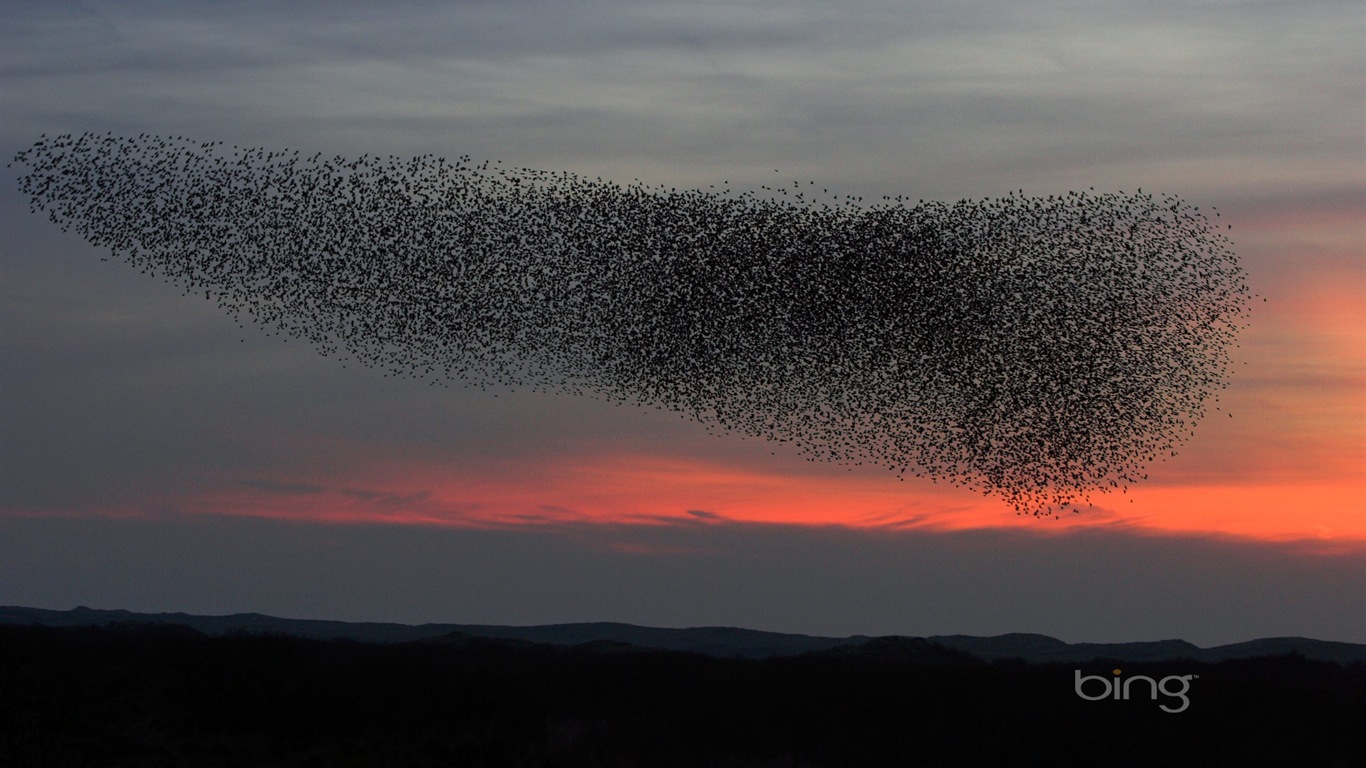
12, 132, 1252, 514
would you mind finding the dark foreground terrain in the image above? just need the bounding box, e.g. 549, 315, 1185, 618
2, 623, 1363, 767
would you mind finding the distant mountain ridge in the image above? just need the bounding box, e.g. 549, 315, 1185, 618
4, 605, 1364, 664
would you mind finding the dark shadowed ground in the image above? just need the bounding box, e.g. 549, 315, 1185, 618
2, 622, 1362, 767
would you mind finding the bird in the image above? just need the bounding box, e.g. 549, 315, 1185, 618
9, 132, 1253, 516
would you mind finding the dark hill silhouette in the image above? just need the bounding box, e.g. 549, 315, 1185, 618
931, 632, 1205, 663
800, 635, 984, 665
4, 605, 1363, 664
5, 619, 1365, 765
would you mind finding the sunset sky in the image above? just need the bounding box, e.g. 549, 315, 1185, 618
2, 0, 1362, 646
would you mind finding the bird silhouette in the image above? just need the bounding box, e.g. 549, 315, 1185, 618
10, 132, 1253, 515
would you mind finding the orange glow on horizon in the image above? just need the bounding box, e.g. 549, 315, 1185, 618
43, 448, 1353, 553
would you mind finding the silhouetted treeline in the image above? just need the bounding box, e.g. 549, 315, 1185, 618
2, 623, 1362, 767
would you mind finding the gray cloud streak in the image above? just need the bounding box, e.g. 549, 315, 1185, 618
2, 513, 1362, 646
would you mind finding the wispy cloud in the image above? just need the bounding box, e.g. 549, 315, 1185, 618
5, 510, 1364, 644
2, 0, 1361, 641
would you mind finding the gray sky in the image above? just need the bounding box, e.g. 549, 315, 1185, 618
2, 0, 1363, 645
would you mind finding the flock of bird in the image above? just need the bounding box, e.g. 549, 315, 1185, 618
12, 132, 1252, 514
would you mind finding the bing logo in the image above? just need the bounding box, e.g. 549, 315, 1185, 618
1074, 668, 1196, 713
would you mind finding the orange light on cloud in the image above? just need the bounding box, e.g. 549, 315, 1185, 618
117, 442, 1362, 555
